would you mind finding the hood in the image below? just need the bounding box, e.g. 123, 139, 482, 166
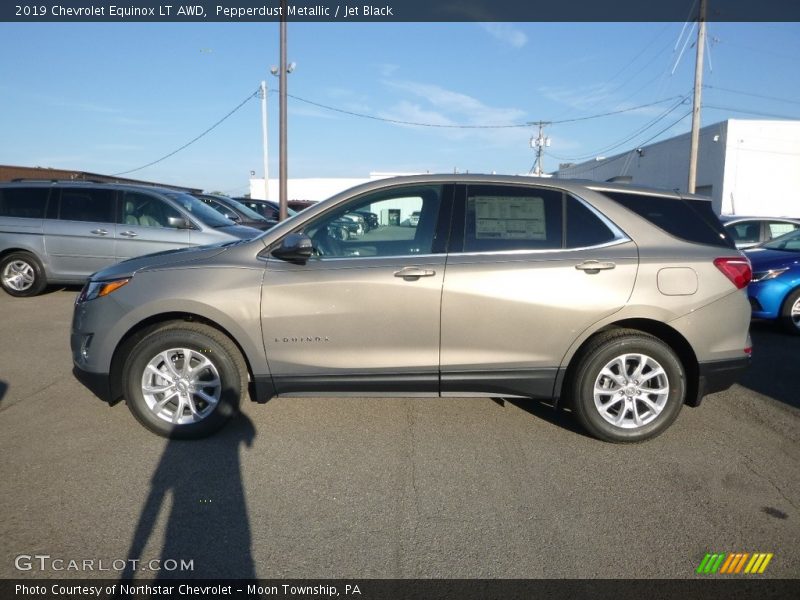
216, 223, 264, 239
91, 242, 237, 281
744, 247, 800, 271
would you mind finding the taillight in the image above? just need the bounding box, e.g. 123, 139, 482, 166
714, 257, 752, 289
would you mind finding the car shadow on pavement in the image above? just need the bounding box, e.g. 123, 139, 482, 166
498, 398, 595, 439
118, 413, 257, 583
0, 380, 7, 405
737, 321, 800, 410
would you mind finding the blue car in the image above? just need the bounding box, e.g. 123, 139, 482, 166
744, 229, 800, 334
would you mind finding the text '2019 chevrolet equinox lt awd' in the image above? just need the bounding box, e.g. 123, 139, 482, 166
71, 175, 752, 443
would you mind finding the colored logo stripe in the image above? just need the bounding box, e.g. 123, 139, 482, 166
697, 552, 773, 574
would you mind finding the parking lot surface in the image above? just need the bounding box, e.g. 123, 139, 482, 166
1, 288, 798, 579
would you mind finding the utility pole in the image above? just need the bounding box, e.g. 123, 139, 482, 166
278, 0, 288, 220
529, 121, 551, 176
260, 80, 269, 200
688, 0, 707, 194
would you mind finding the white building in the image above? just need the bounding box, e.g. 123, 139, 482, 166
553, 119, 800, 217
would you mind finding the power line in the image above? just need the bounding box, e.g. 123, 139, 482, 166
112, 88, 259, 177
703, 85, 800, 106
283, 91, 685, 129
549, 95, 690, 162
557, 111, 693, 172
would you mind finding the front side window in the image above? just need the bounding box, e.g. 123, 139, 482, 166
122, 192, 182, 228
767, 221, 799, 240
58, 188, 115, 223
463, 185, 562, 252
302, 185, 442, 258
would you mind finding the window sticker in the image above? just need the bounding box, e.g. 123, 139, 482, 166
471, 196, 546, 240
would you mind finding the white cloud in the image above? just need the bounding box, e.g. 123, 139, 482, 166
480, 23, 528, 49
377, 79, 529, 148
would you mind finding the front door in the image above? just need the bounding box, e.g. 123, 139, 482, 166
261, 184, 452, 395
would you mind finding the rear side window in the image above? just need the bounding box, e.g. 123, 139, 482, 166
602, 191, 734, 249
0, 187, 50, 218
464, 185, 562, 252
726, 221, 761, 245
57, 188, 116, 223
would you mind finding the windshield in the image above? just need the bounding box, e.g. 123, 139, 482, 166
225, 197, 269, 222
762, 229, 800, 251
165, 192, 237, 228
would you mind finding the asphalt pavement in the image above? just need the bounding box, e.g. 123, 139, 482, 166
1, 288, 798, 580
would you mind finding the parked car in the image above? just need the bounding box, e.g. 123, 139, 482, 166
194, 193, 276, 231
720, 215, 800, 249
71, 175, 751, 443
744, 229, 800, 334
235, 198, 298, 221
354, 210, 379, 231
0, 180, 261, 297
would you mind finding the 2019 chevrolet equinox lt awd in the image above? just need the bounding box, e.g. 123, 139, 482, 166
71, 175, 752, 443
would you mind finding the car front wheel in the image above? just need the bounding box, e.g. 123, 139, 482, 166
569, 330, 685, 443
122, 323, 248, 439
780, 288, 800, 335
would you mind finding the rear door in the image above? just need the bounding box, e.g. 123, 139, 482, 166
440, 183, 638, 398
42, 187, 118, 279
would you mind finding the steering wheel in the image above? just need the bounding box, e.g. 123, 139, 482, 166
310, 228, 342, 257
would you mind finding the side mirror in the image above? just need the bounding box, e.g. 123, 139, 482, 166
272, 232, 314, 265
167, 216, 192, 229
223, 211, 240, 222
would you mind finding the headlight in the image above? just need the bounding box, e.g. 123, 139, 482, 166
76, 278, 130, 304
750, 268, 789, 283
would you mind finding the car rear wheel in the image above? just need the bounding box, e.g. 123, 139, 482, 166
123, 323, 248, 439
780, 289, 800, 335
0, 251, 47, 297
569, 330, 685, 443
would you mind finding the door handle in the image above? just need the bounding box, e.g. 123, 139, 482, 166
90, 229, 109, 236
119, 231, 138, 238
394, 266, 436, 279
575, 260, 616, 274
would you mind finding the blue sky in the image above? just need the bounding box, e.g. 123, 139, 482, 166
1, 21, 798, 195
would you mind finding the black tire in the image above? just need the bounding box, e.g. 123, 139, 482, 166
779, 288, 800, 335
0, 251, 47, 297
122, 323, 248, 439
568, 329, 685, 443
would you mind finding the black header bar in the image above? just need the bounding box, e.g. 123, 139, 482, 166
4, 1, 800, 23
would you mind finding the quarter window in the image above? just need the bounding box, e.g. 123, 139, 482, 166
0, 187, 49, 218
566, 196, 617, 248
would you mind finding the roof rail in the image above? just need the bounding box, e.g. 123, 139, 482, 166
9, 177, 107, 184
605, 176, 633, 184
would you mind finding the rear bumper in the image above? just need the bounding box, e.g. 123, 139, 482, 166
692, 356, 751, 406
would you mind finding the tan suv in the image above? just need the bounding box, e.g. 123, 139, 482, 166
71, 175, 752, 442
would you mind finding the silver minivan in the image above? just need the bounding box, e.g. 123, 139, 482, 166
71, 175, 752, 443
0, 181, 260, 296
